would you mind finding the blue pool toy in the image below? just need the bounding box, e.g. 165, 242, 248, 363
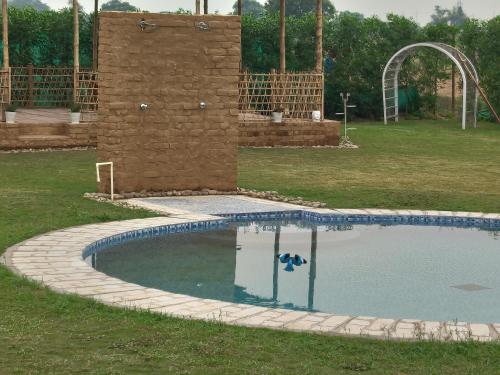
277, 253, 291, 263
292, 254, 307, 266
276, 253, 307, 272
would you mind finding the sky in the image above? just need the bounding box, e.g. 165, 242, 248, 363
43, 0, 500, 24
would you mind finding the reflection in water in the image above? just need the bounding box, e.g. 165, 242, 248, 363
88, 220, 500, 323
308, 228, 317, 310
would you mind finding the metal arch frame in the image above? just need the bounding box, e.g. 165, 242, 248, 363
382, 42, 479, 130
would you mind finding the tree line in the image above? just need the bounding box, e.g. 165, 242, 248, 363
0, 4, 498, 120
245, 12, 499, 119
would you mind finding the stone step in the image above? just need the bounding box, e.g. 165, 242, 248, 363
14, 135, 74, 149
18, 135, 71, 141
16, 123, 69, 136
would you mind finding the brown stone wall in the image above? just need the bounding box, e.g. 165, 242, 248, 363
0, 123, 96, 150
238, 120, 341, 147
97, 12, 240, 193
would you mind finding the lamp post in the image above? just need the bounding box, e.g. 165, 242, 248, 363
336, 93, 358, 148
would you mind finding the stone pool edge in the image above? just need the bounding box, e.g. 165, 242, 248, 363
4, 206, 500, 343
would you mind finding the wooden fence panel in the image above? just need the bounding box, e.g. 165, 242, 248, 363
0, 69, 10, 105
239, 71, 323, 122
76, 70, 98, 112
11, 66, 73, 108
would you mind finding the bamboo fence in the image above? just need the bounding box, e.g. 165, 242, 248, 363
10, 66, 74, 107
6, 66, 98, 112
4, 65, 324, 124
239, 71, 324, 122
0, 68, 10, 105
76, 69, 99, 112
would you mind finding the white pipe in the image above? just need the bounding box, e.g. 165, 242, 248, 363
96, 162, 114, 201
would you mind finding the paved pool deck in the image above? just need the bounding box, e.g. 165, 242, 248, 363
128, 195, 308, 215
4, 196, 500, 342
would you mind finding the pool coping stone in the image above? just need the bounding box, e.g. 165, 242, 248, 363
4, 196, 500, 342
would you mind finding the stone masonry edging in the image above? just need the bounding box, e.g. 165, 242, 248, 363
0, 146, 97, 154
4, 208, 500, 342
84, 188, 328, 209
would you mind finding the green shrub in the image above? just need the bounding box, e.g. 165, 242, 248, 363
6, 103, 18, 112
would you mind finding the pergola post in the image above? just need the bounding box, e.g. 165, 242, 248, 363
315, 0, 323, 72
279, 0, 285, 73
2, 0, 8, 69
92, 0, 98, 71
73, 0, 79, 102
195, 0, 200, 15
204, 0, 208, 15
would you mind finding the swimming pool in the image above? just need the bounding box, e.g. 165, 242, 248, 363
86, 218, 500, 324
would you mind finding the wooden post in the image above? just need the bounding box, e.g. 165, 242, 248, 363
73, 0, 79, 103
2, 0, 8, 69
2, 0, 9, 115
321, 73, 324, 119
195, 0, 200, 15
315, 0, 323, 72
270, 68, 276, 112
238, 0, 242, 69
279, 0, 285, 73
204, 0, 208, 14
27, 63, 34, 107
92, 0, 98, 71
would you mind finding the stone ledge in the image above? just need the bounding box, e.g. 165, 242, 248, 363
84, 188, 328, 209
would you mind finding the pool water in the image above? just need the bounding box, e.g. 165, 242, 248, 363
88, 220, 500, 323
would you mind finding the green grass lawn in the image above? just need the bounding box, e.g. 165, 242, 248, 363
1, 120, 500, 374
239, 120, 500, 212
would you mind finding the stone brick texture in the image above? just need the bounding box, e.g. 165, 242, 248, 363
97, 12, 241, 193
0, 123, 96, 150
239, 119, 341, 147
